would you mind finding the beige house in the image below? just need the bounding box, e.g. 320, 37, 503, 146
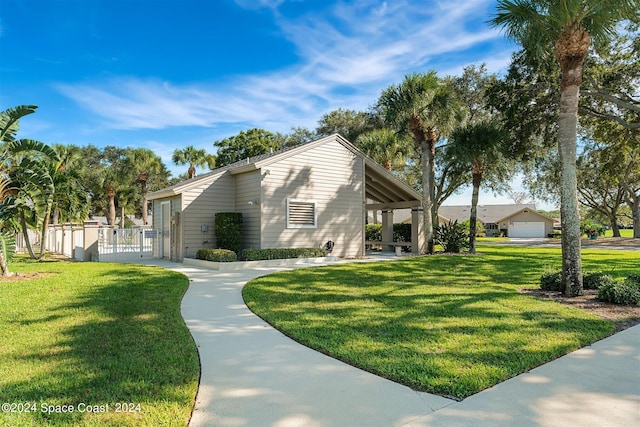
438, 204, 554, 237
147, 134, 423, 261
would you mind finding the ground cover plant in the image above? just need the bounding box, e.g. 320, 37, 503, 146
243, 246, 638, 399
0, 259, 199, 427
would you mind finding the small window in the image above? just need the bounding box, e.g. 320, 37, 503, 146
287, 199, 317, 228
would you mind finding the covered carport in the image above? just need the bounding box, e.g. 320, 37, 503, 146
364, 159, 424, 254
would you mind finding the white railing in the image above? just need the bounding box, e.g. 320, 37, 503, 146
97, 227, 157, 262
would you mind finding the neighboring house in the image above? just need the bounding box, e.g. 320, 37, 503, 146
438, 204, 554, 237
147, 134, 423, 261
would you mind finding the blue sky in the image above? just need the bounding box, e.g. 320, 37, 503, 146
0, 0, 551, 208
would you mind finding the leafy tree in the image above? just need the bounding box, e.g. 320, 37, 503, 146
172, 145, 215, 178
276, 126, 317, 147
491, 0, 637, 297
315, 108, 376, 142
213, 128, 280, 168
448, 121, 511, 252
377, 72, 461, 253
577, 142, 628, 237
581, 20, 639, 130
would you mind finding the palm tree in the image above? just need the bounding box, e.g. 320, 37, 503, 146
172, 145, 216, 179
51, 144, 90, 225
449, 121, 510, 253
377, 72, 460, 253
356, 128, 412, 171
127, 148, 168, 225
491, 0, 637, 296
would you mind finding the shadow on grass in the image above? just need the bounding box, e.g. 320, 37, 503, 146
244, 249, 617, 398
1, 264, 199, 426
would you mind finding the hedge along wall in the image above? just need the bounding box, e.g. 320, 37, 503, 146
215, 212, 243, 253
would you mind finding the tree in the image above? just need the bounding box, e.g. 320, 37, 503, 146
448, 121, 511, 252
576, 142, 628, 237
491, 0, 638, 297
51, 144, 90, 225
377, 72, 460, 253
172, 145, 215, 179
315, 108, 376, 143
213, 129, 280, 168
581, 20, 639, 130
356, 128, 412, 171
127, 148, 169, 225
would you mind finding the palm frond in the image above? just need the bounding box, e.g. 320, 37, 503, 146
0, 105, 38, 143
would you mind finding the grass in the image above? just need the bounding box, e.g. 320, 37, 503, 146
243, 246, 638, 399
604, 229, 634, 238
0, 258, 199, 427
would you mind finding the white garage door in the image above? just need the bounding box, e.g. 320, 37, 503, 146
509, 221, 545, 238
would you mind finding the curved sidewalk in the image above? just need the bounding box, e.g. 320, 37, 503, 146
153, 260, 640, 427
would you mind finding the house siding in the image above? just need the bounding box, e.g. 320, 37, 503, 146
179, 172, 235, 259
260, 140, 365, 257
234, 170, 262, 249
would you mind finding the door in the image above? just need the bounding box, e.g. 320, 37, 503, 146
508, 221, 545, 238
161, 202, 171, 258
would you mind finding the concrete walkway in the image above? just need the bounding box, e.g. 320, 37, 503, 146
145, 259, 640, 427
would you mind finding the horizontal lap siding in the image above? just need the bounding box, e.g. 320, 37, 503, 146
234, 171, 261, 249
181, 173, 235, 259
260, 140, 364, 257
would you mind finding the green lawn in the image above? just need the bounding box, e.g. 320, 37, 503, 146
243, 246, 638, 399
0, 259, 199, 427
604, 229, 634, 238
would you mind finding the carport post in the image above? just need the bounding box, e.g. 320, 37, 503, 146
381, 209, 394, 252
411, 207, 425, 254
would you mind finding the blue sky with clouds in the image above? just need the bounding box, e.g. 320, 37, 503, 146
0, 0, 550, 208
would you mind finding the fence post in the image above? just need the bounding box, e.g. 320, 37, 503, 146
83, 221, 100, 261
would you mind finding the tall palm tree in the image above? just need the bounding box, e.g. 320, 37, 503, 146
172, 145, 216, 179
356, 128, 412, 171
491, 0, 637, 296
51, 144, 89, 225
449, 121, 510, 253
377, 72, 460, 253
127, 148, 168, 225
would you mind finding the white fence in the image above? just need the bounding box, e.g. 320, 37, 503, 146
33, 223, 158, 262
97, 227, 156, 262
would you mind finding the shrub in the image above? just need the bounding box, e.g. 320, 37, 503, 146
240, 247, 327, 261
583, 272, 615, 290
598, 278, 640, 305
461, 219, 486, 237
626, 273, 640, 287
580, 220, 605, 238
547, 230, 562, 238
365, 224, 382, 242
215, 212, 243, 253
196, 248, 237, 262
540, 271, 563, 291
436, 221, 469, 253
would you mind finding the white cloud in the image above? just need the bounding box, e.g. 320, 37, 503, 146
56, 0, 512, 133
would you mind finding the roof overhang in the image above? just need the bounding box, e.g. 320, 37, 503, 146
364, 158, 421, 210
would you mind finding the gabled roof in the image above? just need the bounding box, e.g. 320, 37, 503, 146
148, 134, 422, 206
438, 204, 538, 224
496, 207, 555, 223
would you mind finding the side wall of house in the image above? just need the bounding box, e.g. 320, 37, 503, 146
180, 172, 235, 259
260, 140, 365, 257
234, 170, 262, 249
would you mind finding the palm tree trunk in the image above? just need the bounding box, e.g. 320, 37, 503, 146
469, 172, 481, 254
558, 66, 584, 297
141, 180, 148, 225
37, 208, 51, 260
420, 139, 434, 254
0, 252, 8, 277
108, 196, 116, 225
20, 211, 37, 259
